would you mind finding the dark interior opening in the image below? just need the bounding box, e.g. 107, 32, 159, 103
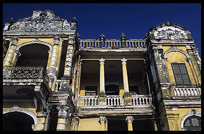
105, 84, 119, 95
108, 118, 127, 131
3, 112, 34, 131
16, 44, 49, 69
85, 86, 97, 96
49, 106, 58, 131
132, 119, 154, 131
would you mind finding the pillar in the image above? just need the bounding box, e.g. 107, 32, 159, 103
56, 105, 69, 131
63, 36, 75, 78
73, 117, 80, 131
47, 36, 60, 91
61, 36, 75, 92
121, 58, 129, 93
75, 59, 82, 104
33, 112, 47, 131
3, 37, 18, 67
121, 58, 131, 105
99, 116, 107, 131
99, 58, 106, 105
126, 116, 134, 131
99, 58, 105, 94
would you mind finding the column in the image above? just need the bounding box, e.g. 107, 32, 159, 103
56, 105, 69, 131
47, 37, 60, 91
3, 37, 18, 67
121, 58, 129, 94
73, 117, 80, 131
99, 58, 106, 105
63, 36, 75, 78
126, 116, 134, 131
61, 36, 75, 92
33, 112, 47, 131
99, 58, 105, 95
75, 59, 82, 104
99, 116, 107, 131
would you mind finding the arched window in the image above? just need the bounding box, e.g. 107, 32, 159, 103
183, 116, 201, 131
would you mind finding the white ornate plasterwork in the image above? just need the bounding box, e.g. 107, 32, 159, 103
3, 106, 38, 125
154, 26, 187, 40
163, 46, 191, 63
16, 38, 53, 51
180, 109, 201, 131
6, 10, 74, 32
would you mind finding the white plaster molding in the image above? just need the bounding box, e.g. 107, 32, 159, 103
3, 106, 38, 125
180, 109, 201, 131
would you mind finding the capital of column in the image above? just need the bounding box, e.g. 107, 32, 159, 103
98, 116, 107, 124
57, 105, 69, 118
53, 36, 60, 45
126, 116, 134, 123
73, 117, 80, 126
99, 58, 105, 64
9, 37, 18, 46
121, 58, 127, 64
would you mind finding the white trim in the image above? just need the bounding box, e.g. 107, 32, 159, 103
3, 106, 38, 125
16, 39, 52, 51
163, 46, 191, 63
180, 109, 201, 131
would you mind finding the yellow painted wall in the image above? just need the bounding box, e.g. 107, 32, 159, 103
77, 118, 102, 131
166, 52, 196, 85
166, 107, 201, 131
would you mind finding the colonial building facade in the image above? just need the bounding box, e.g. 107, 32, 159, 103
3, 10, 201, 131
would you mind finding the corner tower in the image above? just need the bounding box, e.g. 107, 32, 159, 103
145, 21, 201, 131
3, 10, 79, 131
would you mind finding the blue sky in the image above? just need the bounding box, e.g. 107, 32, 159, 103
3, 3, 201, 56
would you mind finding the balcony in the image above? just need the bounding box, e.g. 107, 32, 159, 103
78, 95, 152, 107
3, 66, 50, 110
77, 95, 153, 116
3, 66, 47, 83
173, 87, 201, 97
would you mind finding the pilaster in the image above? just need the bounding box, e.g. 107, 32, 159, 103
33, 112, 47, 131
126, 116, 134, 131
56, 105, 69, 131
98, 116, 107, 131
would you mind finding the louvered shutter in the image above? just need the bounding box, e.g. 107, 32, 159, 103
171, 63, 191, 86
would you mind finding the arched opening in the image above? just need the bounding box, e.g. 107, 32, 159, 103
16, 44, 50, 69
3, 112, 35, 131
183, 116, 201, 131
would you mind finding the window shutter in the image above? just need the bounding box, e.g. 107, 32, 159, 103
171, 63, 191, 86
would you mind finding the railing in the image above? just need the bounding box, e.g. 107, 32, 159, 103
173, 87, 201, 97
79, 39, 146, 48
78, 95, 152, 107
131, 95, 152, 106
106, 95, 122, 106
79, 96, 99, 106
3, 66, 46, 79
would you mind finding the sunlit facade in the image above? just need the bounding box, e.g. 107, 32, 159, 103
3, 10, 201, 131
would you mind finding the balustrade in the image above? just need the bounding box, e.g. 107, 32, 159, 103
3, 66, 46, 79
79, 39, 146, 48
78, 95, 152, 107
173, 88, 200, 97
131, 95, 152, 106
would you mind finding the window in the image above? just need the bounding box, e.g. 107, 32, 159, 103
85, 86, 97, 96
184, 116, 201, 131
171, 63, 191, 86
